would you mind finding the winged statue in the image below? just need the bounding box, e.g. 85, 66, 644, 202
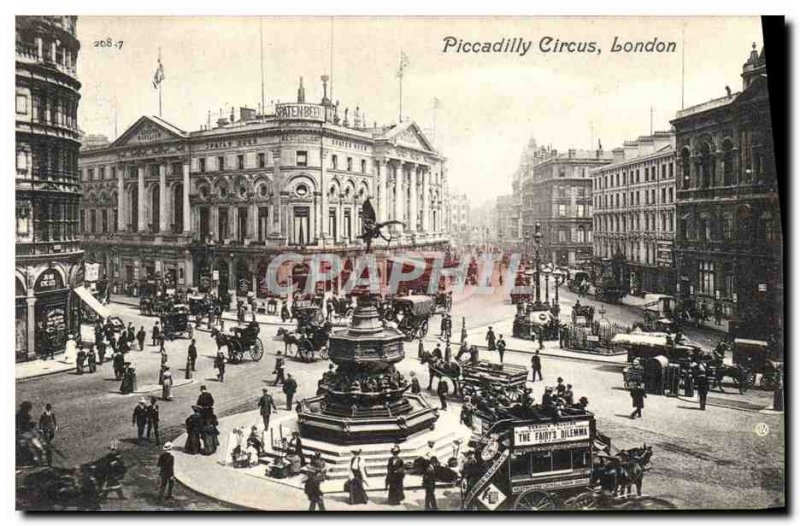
357, 198, 404, 253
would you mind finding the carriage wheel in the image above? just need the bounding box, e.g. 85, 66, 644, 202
249, 337, 264, 362
569, 491, 599, 510
513, 490, 556, 511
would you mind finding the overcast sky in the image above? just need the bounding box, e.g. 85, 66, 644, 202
76, 16, 763, 206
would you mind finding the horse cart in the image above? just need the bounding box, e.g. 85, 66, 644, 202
385, 295, 435, 341
276, 304, 331, 362
160, 305, 194, 340
641, 295, 678, 333
567, 269, 591, 295
211, 321, 265, 364
732, 338, 784, 390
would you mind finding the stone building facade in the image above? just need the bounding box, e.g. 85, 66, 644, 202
591, 132, 677, 295
671, 45, 781, 338
522, 148, 612, 267
15, 16, 83, 361
79, 78, 449, 299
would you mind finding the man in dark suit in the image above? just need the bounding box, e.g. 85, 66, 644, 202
283, 374, 298, 410
187, 339, 197, 371
157, 442, 175, 500
257, 388, 278, 430
531, 351, 543, 382
696, 372, 710, 411
132, 399, 148, 442
437, 378, 449, 410
630, 382, 646, 419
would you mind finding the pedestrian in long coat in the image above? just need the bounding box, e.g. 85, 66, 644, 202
347, 449, 369, 505
283, 374, 298, 410
147, 397, 161, 445
385, 445, 406, 505
87, 348, 97, 373
157, 442, 175, 499
630, 383, 646, 419
187, 339, 197, 371
152, 322, 161, 347
202, 414, 220, 455
132, 399, 148, 442
485, 327, 496, 351
96, 339, 107, 364
423, 463, 438, 510
184, 407, 204, 454
696, 373, 710, 411
76, 347, 86, 375
531, 351, 543, 382
214, 351, 226, 382
112, 351, 125, 380
437, 379, 449, 410
136, 326, 146, 352
305, 467, 325, 511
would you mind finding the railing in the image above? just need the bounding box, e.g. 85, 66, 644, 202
16, 41, 38, 60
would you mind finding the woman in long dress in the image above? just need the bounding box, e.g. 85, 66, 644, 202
161, 367, 173, 400
348, 449, 369, 504
385, 445, 405, 505
184, 407, 203, 454
202, 414, 220, 455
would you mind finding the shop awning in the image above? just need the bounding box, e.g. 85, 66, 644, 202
74, 285, 111, 319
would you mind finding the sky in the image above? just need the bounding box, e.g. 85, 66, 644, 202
75, 16, 763, 206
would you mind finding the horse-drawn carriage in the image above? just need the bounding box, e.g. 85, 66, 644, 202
567, 269, 591, 295
384, 295, 435, 341
512, 304, 557, 340
641, 295, 678, 333
461, 407, 656, 510
211, 321, 265, 364
276, 303, 332, 362
159, 305, 194, 340
571, 301, 595, 326
732, 338, 784, 390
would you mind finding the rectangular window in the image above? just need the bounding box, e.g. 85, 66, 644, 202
296, 151, 308, 167
661, 188, 666, 204
199, 158, 206, 173
99, 167, 105, 180
111, 166, 116, 179
88, 168, 94, 181
237, 155, 244, 170
699, 261, 715, 296
217, 156, 224, 171
576, 204, 585, 217
258, 152, 266, 168
16, 94, 27, 114
558, 229, 567, 243
669, 163, 674, 178
347, 157, 353, 171
558, 204, 567, 217
531, 451, 552, 474
16, 150, 27, 171
361, 159, 367, 173
331, 155, 338, 170
668, 188, 673, 203
101, 209, 108, 233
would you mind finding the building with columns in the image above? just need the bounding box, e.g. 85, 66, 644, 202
522, 147, 613, 267
591, 132, 677, 296
671, 44, 781, 338
79, 77, 448, 299
15, 16, 83, 361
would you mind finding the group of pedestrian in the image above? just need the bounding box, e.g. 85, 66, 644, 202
184, 386, 220, 456
132, 397, 161, 444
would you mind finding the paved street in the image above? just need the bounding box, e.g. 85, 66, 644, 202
16, 284, 783, 510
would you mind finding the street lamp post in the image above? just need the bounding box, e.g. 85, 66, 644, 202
533, 223, 542, 306
543, 268, 550, 304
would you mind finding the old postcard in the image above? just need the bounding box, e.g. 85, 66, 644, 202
14, 15, 785, 511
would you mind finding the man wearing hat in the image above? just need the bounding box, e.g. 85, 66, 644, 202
283, 373, 298, 411
132, 398, 148, 443
147, 397, 161, 445
288, 430, 305, 466
541, 386, 554, 407
385, 445, 406, 505
305, 455, 326, 511
257, 388, 278, 431
629, 382, 646, 419
273, 351, 286, 386
157, 442, 175, 500
496, 334, 507, 363
152, 321, 161, 347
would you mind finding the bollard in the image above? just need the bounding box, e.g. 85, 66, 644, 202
185, 355, 193, 380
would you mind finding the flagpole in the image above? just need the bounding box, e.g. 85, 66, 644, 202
158, 47, 163, 117
398, 50, 403, 123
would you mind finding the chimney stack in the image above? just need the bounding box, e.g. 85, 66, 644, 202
297, 76, 306, 103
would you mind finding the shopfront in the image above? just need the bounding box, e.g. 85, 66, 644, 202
33, 269, 69, 358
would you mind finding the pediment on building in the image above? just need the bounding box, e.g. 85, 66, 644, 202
110, 115, 187, 148
383, 121, 435, 153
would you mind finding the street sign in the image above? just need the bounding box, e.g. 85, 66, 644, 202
477, 483, 506, 511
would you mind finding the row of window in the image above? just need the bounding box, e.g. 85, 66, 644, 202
16, 91, 79, 130
80, 208, 118, 235
17, 143, 80, 180
678, 136, 766, 190
596, 240, 668, 266
595, 187, 674, 209
16, 32, 77, 71
595, 211, 675, 234
16, 201, 80, 242
677, 212, 778, 243
594, 161, 675, 190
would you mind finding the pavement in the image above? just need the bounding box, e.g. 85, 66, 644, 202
15, 277, 783, 511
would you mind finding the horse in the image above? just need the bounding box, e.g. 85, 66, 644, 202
275, 327, 301, 354
614, 444, 653, 497
712, 363, 751, 393
20, 450, 127, 510
419, 351, 462, 394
